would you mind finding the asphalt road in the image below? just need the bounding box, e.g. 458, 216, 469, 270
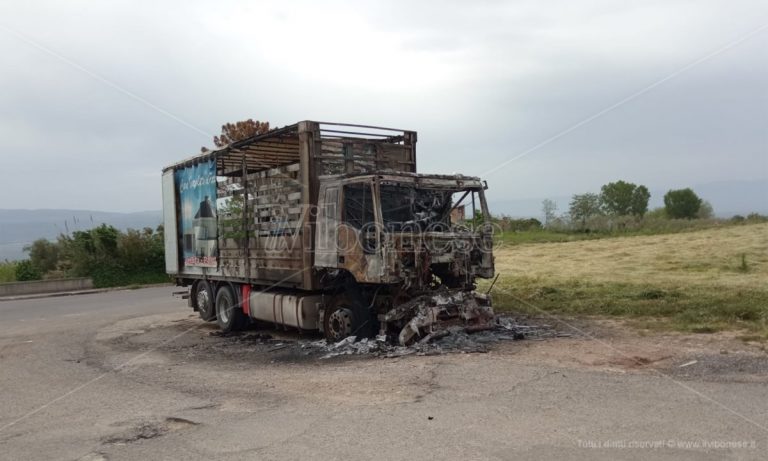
1, 287, 767, 460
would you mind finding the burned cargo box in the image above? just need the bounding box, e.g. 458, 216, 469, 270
162, 121, 495, 343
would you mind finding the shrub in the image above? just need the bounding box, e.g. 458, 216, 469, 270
746, 213, 768, 223
24, 239, 60, 274
664, 188, 702, 219
15, 260, 42, 281
57, 224, 167, 288
0, 261, 17, 283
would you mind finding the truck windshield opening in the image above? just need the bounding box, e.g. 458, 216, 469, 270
379, 184, 455, 231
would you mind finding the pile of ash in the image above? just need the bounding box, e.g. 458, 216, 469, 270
305, 315, 559, 359
207, 315, 562, 360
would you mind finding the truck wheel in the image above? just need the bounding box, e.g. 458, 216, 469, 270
194, 281, 216, 322
215, 285, 247, 332
323, 297, 376, 342
324, 306, 355, 342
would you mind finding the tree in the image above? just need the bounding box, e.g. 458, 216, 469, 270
569, 193, 602, 229
600, 180, 635, 216
23, 239, 60, 274
664, 188, 702, 219
600, 180, 650, 217
630, 185, 650, 217
542, 199, 557, 228
697, 200, 714, 219
201, 119, 271, 152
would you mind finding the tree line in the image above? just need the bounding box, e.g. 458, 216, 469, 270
492, 181, 733, 234
563, 181, 710, 230
14, 224, 168, 287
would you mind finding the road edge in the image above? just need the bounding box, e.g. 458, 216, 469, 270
0, 283, 174, 302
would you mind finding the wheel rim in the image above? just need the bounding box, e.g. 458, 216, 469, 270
327, 308, 354, 341
219, 295, 231, 324
197, 289, 210, 312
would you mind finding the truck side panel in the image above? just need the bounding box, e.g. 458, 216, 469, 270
162, 170, 179, 274
165, 121, 416, 291
217, 162, 308, 288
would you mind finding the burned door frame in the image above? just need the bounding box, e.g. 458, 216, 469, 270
332, 177, 386, 283
314, 182, 340, 268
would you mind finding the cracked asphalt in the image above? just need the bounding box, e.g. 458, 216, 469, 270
1, 286, 767, 460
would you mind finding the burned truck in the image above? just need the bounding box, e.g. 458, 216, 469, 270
162, 121, 495, 344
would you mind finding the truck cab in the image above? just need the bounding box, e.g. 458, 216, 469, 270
314, 172, 495, 342
315, 173, 494, 286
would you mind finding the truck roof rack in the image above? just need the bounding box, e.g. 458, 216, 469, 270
162, 121, 415, 175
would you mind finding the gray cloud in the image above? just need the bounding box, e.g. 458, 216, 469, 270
0, 0, 765, 212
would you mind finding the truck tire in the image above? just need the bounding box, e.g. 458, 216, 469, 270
215, 285, 248, 332
323, 296, 376, 342
194, 281, 216, 322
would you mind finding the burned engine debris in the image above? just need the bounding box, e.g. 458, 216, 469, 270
316, 315, 555, 359
206, 315, 558, 361
381, 288, 495, 346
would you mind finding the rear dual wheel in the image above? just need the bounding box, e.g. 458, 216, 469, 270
194, 281, 216, 321
215, 285, 249, 332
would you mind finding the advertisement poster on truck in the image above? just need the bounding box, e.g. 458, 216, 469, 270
175, 159, 218, 268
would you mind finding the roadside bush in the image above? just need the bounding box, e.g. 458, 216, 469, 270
24, 239, 60, 273
57, 224, 168, 288
0, 261, 17, 283
15, 260, 42, 281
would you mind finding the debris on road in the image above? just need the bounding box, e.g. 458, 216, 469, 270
383, 289, 495, 346
204, 315, 556, 361
314, 314, 554, 359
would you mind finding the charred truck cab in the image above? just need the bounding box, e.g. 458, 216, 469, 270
162, 121, 495, 345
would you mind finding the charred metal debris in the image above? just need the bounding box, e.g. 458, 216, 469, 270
209, 315, 559, 360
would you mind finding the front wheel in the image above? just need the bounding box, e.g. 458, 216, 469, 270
323, 305, 355, 342
215, 285, 248, 332
323, 295, 376, 342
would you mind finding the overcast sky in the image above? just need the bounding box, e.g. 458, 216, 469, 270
1, 0, 766, 212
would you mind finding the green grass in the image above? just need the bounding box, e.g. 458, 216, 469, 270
487, 276, 768, 336
494, 218, 740, 246
0, 261, 17, 283
486, 222, 768, 337
495, 230, 604, 245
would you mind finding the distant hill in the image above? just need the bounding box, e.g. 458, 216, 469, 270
0, 209, 162, 261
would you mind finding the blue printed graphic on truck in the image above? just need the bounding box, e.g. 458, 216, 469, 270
175, 160, 218, 268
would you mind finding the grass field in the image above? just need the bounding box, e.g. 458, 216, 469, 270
487, 222, 768, 338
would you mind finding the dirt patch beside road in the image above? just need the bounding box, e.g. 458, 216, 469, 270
496, 318, 768, 382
